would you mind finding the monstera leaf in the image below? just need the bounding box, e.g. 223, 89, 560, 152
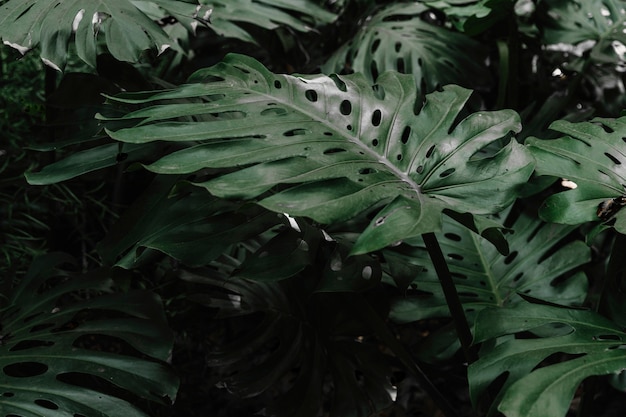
98, 54, 533, 255
0, 0, 213, 70
541, 0, 626, 67
322, 2, 490, 93
422, 0, 514, 34
0, 253, 178, 417
96, 176, 281, 268
527, 116, 626, 232
202, 0, 336, 43
389, 209, 589, 360
180, 264, 394, 417
469, 301, 626, 417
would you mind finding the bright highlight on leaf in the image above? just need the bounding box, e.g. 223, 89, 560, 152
0, 0, 213, 70
527, 116, 626, 232
100, 54, 534, 255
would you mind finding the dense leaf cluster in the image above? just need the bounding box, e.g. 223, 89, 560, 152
3, 0, 626, 416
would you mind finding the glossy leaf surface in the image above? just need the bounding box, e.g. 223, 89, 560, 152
100, 54, 533, 254
0, 253, 178, 417
527, 116, 626, 232
389, 210, 589, 360
0, 0, 212, 70
470, 302, 626, 417
322, 2, 489, 93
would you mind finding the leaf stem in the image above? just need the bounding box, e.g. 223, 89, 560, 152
354, 294, 460, 417
422, 232, 477, 363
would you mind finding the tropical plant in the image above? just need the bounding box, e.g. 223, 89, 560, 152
4, 0, 626, 416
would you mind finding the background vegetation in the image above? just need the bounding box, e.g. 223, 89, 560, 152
2, 0, 626, 416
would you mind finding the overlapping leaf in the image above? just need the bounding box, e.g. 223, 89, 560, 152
180, 266, 394, 417
322, 2, 490, 93
422, 0, 515, 35
202, 0, 336, 43
470, 301, 626, 417
389, 210, 589, 360
0, 0, 213, 70
0, 253, 178, 417
527, 116, 626, 232
541, 0, 626, 67
99, 54, 533, 254
97, 176, 281, 268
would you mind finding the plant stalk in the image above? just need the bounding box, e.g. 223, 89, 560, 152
423, 232, 477, 363
354, 294, 460, 417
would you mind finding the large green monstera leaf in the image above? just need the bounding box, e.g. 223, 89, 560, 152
0, 0, 213, 70
527, 116, 626, 232
541, 0, 626, 67
0, 253, 178, 417
470, 301, 626, 417
389, 209, 589, 360
98, 54, 534, 255
322, 2, 490, 93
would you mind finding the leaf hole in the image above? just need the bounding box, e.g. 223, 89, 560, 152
395, 42, 402, 52
426, 145, 435, 158
35, 399, 59, 410
599, 123, 615, 133
396, 57, 406, 73
284, 128, 307, 136
9, 340, 54, 351
401, 126, 411, 144
340, 100, 352, 115
444, 232, 462, 241
504, 251, 519, 265
305, 90, 318, 102
347, 125, 353, 131
372, 109, 382, 126
597, 334, 621, 341
330, 74, 347, 92
439, 168, 455, 178
359, 168, 376, 174
372, 84, 385, 100
324, 148, 347, 155
605, 152, 622, 165
274, 80, 282, 89
371, 38, 381, 53
448, 253, 463, 260
451, 272, 468, 280
3, 392, 14, 397
233, 65, 250, 74
513, 272, 524, 282
261, 107, 288, 116
372, 139, 379, 146
324, 131, 333, 136
397, 154, 403, 161
416, 165, 424, 174
370, 60, 379, 80
3, 362, 48, 377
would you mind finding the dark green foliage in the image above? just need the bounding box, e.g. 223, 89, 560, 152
4, 1, 626, 416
